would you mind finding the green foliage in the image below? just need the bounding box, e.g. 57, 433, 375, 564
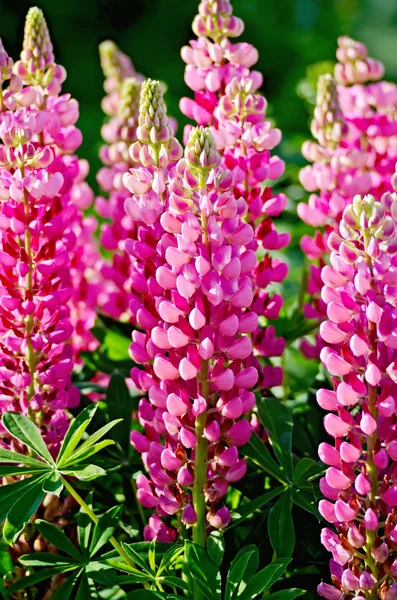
0, 406, 120, 544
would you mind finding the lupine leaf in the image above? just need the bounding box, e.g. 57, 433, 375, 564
0, 466, 48, 477
62, 465, 106, 481
2, 413, 54, 465
241, 432, 287, 483
158, 576, 192, 592
157, 544, 184, 575
185, 541, 220, 600
207, 531, 224, 566
121, 543, 154, 574
237, 558, 291, 600
3, 476, 47, 544
225, 545, 259, 600
126, 591, 163, 600
0, 475, 43, 522
49, 572, 81, 600
57, 404, 98, 466
268, 490, 295, 558
257, 399, 294, 482
0, 447, 48, 468
42, 471, 63, 497
89, 505, 123, 557
77, 493, 93, 558
293, 458, 324, 484
228, 487, 284, 529
62, 440, 115, 466
266, 589, 306, 600
106, 370, 133, 452
7, 566, 76, 594
35, 520, 83, 562
19, 552, 78, 567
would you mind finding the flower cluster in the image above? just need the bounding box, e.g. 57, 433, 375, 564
95, 41, 144, 320
0, 8, 94, 446
317, 189, 397, 599
298, 37, 397, 358
180, 0, 289, 394
126, 80, 257, 542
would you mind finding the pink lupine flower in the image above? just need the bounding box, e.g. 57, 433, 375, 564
298, 38, 397, 358
0, 7, 96, 447
125, 79, 259, 542
317, 188, 397, 599
181, 0, 289, 401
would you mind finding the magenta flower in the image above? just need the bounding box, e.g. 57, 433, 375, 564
0, 7, 96, 447
181, 0, 289, 395
317, 188, 397, 599
298, 38, 397, 359
124, 79, 259, 543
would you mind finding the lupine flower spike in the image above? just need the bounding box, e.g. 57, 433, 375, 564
317, 181, 397, 600
298, 38, 397, 359
0, 7, 96, 447
181, 0, 289, 401
125, 80, 257, 542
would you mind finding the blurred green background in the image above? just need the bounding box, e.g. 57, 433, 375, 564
1, 0, 397, 193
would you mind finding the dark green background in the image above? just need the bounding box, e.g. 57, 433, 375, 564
1, 0, 396, 194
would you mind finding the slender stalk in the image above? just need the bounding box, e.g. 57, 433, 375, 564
191, 173, 211, 600
20, 164, 36, 406
363, 236, 379, 595
61, 476, 148, 582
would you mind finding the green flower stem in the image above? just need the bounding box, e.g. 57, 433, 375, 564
21, 165, 36, 406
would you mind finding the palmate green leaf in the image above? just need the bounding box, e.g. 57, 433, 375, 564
107, 370, 133, 452
3, 475, 47, 545
2, 412, 54, 465
126, 591, 163, 600
158, 576, 192, 593
207, 531, 224, 566
77, 492, 93, 556
36, 520, 83, 562
106, 558, 153, 578
42, 471, 63, 496
62, 420, 121, 466
268, 490, 295, 558
237, 558, 291, 600
75, 572, 90, 600
86, 561, 118, 587
157, 544, 184, 575
266, 589, 306, 600
0, 447, 48, 468
185, 541, 220, 600
228, 487, 284, 530
7, 565, 77, 594
225, 545, 259, 600
62, 464, 107, 481
49, 571, 81, 600
241, 432, 287, 483
0, 475, 43, 522
0, 465, 48, 477
122, 542, 154, 574
257, 399, 294, 482
291, 487, 320, 520
293, 458, 324, 485
90, 505, 123, 557
57, 404, 98, 467
61, 440, 115, 467
19, 552, 78, 567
